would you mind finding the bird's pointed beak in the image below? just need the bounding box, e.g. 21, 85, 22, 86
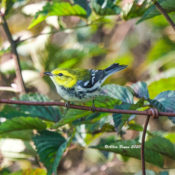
44, 72, 53, 76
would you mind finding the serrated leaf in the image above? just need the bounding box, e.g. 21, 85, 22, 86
127, 122, 143, 132
86, 95, 120, 108
0, 130, 33, 140
73, 0, 91, 16
0, 94, 61, 122
54, 95, 120, 127
72, 112, 103, 125
91, 138, 164, 167
54, 109, 91, 127
51, 142, 67, 174
123, 0, 151, 20
33, 130, 67, 175
28, 14, 47, 29
146, 136, 175, 160
148, 77, 175, 98
131, 81, 149, 99
29, 2, 87, 29
0, 105, 29, 119
154, 91, 175, 123
0, 117, 46, 134
154, 91, 175, 112
102, 84, 134, 104
112, 104, 131, 132
113, 99, 144, 132
148, 99, 166, 112
92, 0, 121, 16
138, 0, 175, 23
85, 114, 112, 133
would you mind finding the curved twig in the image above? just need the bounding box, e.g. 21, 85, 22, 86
152, 0, 175, 30
0, 14, 26, 94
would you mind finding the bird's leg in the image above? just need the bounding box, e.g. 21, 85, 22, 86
63, 101, 71, 116
91, 98, 96, 112
65, 101, 70, 110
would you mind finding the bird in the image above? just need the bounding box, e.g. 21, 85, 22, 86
44, 63, 127, 110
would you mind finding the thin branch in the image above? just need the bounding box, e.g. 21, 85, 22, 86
152, 0, 175, 30
19, 20, 112, 43
0, 86, 19, 92
0, 14, 26, 94
141, 115, 151, 175
0, 99, 175, 117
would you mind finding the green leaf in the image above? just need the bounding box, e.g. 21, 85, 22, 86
0, 94, 61, 122
138, 0, 175, 23
147, 39, 175, 63
0, 117, 46, 140
154, 91, 175, 123
54, 95, 120, 127
28, 14, 47, 29
146, 136, 175, 160
29, 2, 87, 29
127, 122, 143, 132
165, 132, 175, 143
148, 77, 175, 98
84, 113, 113, 132
154, 91, 175, 112
73, 0, 91, 16
92, 0, 121, 16
112, 104, 131, 132
112, 99, 144, 132
54, 109, 91, 127
8, 168, 46, 175
0, 117, 46, 134
123, 0, 151, 20
33, 130, 67, 175
131, 81, 149, 99
148, 99, 166, 112
0, 130, 33, 140
91, 138, 164, 167
102, 84, 134, 104
0, 105, 29, 119
51, 142, 67, 174
86, 95, 120, 108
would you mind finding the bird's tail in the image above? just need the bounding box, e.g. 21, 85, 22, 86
104, 63, 127, 77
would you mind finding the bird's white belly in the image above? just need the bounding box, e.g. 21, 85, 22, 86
55, 85, 100, 102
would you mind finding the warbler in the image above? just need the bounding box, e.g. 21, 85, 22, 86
44, 63, 127, 107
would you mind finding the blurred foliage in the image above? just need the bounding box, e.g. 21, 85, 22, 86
1, 0, 175, 174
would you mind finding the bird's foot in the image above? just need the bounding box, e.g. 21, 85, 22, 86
91, 98, 96, 112
65, 101, 71, 110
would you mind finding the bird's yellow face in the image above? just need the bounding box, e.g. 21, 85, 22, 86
51, 69, 77, 88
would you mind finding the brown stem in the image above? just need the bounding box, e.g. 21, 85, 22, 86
0, 99, 175, 117
141, 115, 151, 175
152, 0, 175, 30
19, 20, 112, 43
0, 86, 19, 92
0, 14, 26, 94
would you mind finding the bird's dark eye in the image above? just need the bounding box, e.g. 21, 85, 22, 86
58, 73, 63, 76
